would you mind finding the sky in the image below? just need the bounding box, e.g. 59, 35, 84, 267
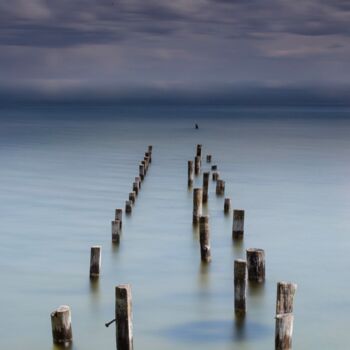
1, 0, 350, 105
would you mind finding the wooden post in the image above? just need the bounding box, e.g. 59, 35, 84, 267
194, 156, 201, 175
211, 165, 217, 171
148, 145, 153, 163
144, 156, 149, 171
276, 282, 297, 314
212, 171, 219, 181
115, 284, 133, 350
132, 182, 139, 195
216, 179, 225, 195
196, 144, 202, 158
135, 177, 141, 190
115, 209, 123, 228
234, 259, 247, 316
141, 160, 147, 175
232, 209, 245, 239
125, 201, 132, 214
206, 154, 212, 163
202, 172, 209, 203
275, 313, 294, 350
112, 220, 121, 243
139, 164, 145, 181
90, 246, 101, 277
188, 160, 194, 187
193, 188, 202, 225
199, 216, 211, 262
246, 248, 265, 283
145, 152, 151, 166
224, 198, 231, 213
129, 192, 136, 204
51, 305, 73, 344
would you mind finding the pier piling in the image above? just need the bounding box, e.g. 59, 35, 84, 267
246, 248, 265, 283
199, 216, 211, 262
216, 179, 225, 195
51, 305, 73, 344
115, 284, 133, 350
202, 172, 209, 203
224, 198, 231, 214
232, 210, 245, 239
193, 188, 203, 225
90, 246, 101, 277
234, 259, 247, 316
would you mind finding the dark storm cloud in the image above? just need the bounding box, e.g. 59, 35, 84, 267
0, 0, 350, 102
1, 0, 350, 48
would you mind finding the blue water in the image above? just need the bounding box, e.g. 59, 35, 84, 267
0, 106, 349, 350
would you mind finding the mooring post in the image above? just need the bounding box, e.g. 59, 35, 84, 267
115, 209, 123, 228
224, 198, 231, 213
202, 172, 209, 203
90, 246, 101, 277
216, 179, 225, 195
232, 209, 245, 239
196, 144, 202, 158
199, 215, 211, 262
246, 248, 265, 283
188, 160, 194, 187
276, 282, 297, 314
132, 182, 139, 195
135, 177, 141, 190
211, 165, 217, 171
51, 305, 73, 344
112, 220, 121, 243
212, 171, 219, 181
194, 156, 201, 175
115, 284, 133, 350
139, 164, 145, 181
129, 192, 136, 205
234, 259, 247, 316
275, 313, 294, 350
125, 201, 132, 214
141, 160, 147, 175
144, 156, 150, 172
148, 145, 153, 163
193, 188, 203, 225
206, 154, 212, 163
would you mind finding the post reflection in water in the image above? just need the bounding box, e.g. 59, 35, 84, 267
198, 261, 211, 289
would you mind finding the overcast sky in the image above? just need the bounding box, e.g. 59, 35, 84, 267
1, 0, 349, 103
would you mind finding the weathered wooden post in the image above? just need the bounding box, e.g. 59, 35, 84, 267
193, 188, 203, 224
139, 164, 145, 181
145, 152, 151, 166
135, 177, 141, 190
144, 156, 149, 172
148, 145, 153, 163
112, 220, 121, 243
211, 165, 217, 171
202, 172, 209, 203
234, 259, 247, 316
212, 171, 219, 181
216, 179, 225, 195
115, 209, 123, 228
129, 192, 136, 204
199, 216, 211, 262
275, 313, 294, 350
125, 201, 132, 214
206, 154, 212, 163
196, 144, 202, 158
232, 209, 245, 239
188, 160, 194, 187
141, 160, 147, 175
224, 198, 231, 213
132, 182, 139, 195
246, 248, 265, 282
115, 284, 133, 350
51, 305, 73, 344
194, 156, 201, 175
276, 282, 297, 314
90, 246, 101, 277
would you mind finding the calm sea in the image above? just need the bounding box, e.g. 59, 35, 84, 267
0, 106, 349, 350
